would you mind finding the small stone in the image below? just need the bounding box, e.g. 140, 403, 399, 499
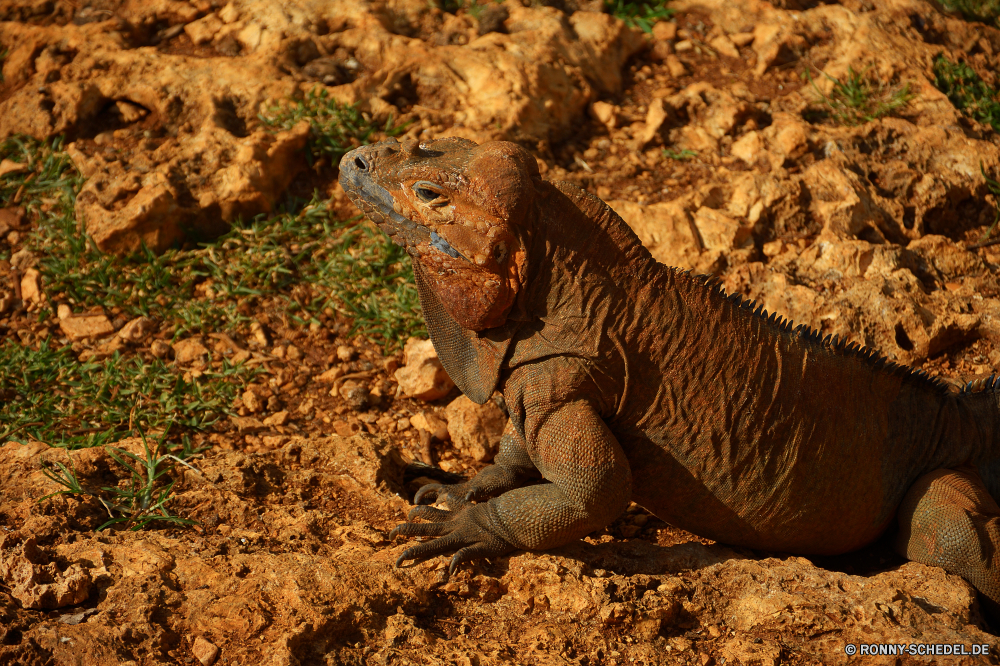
709, 34, 739, 58
184, 13, 223, 45
218, 2, 239, 23
639, 98, 668, 146
599, 602, 632, 625
590, 101, 618, 131
230, 415, 264, 433
0, 159, 28, 178
396, 417, 411, 431
20, 268, 42, 303
665, 55, 687, 78
262, 435, 288, 449
730, 131, 762, 164
192, 636, 219, 666
762, 240, 785, 258
173, 337, 210, 365
336, 345, 357, 362
263, 410, 290, 426
393, 338, 455, 401
10, 248, 36, 270
118, 316, 156, 343
272, 345, 286, 359
315, 366, 345, 383
445, 394, 506, 462
285, 344, 302, 360
730, 32, 755, 46
410, 411, 449, 441
652, 20, 676, 41
60, 311, 115, 341
250, 321, 269, 347
266, 395, 283, 412
340, 381, 370, 411
0, 296, 12, 314
242, 388, 264, 413
0, 206, 24, 233
115, 101, 147, 123
150, 339, 172, 359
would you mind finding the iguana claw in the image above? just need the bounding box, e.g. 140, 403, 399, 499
390, 503, 513, 576
413, 482, 475, 509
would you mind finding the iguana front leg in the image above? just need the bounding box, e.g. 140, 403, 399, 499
405, 420, 539, 519
390, 401, 633, 574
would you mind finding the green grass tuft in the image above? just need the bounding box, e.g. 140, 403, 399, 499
39, 425, 200, 531
605, 0, 674, 33
662, 148, 697, 160
0, 340, 256, 449
803, 66, 914, 126
972, 162, 1000, 247
259, 87, 407, 167
932, 55, 1000, 133
939, 0, 1000, 25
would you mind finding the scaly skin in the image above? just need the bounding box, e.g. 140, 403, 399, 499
339, 138, 1000, 612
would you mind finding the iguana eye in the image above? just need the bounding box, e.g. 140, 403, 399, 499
413, 181, 445, 205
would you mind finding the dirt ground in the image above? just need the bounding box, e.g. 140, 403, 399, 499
3, 0, 1000, 664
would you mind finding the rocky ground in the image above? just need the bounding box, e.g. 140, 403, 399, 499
2, 0, 1000, 664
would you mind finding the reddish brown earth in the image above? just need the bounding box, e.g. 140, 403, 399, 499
2, 0, 1000, 664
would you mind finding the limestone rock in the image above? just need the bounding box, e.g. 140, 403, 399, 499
0, 1, 646, 254
0, 536, 92, 610
609, 200, 701, 269
19, 268, 42, 304
393, 338, 455, 401
59, 310, 115, 341
445, 395, 506, 462
410, 411, 449, 442
173, 337, 210, 366
117, 317, 156, 344
191, 637, 220, 666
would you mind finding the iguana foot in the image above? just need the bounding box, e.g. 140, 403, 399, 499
896, 466, 1000, 620
412, 480, 480, 509
390, 502, 514, 577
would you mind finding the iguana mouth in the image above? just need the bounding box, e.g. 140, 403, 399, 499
339, 141, 469, 262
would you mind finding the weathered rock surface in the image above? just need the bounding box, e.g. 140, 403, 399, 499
0, 0, 645, 253
3, 0, 1000, 662
444, 394, 506, 462
2, 435, 998, 665
394, 336, 455, 401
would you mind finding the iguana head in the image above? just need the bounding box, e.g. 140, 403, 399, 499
339, 137, 537, 331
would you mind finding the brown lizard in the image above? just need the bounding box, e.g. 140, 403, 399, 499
339, 137, 1000, 615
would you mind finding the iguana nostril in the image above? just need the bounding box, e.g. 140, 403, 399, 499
354, 155, 369, 171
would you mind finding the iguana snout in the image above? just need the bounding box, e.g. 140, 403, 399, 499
339, 137, 538, 330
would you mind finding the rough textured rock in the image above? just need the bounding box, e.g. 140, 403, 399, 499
0, 0, 645, 254
3, 0, 1000, 662
444, 394, 506, 462
393, 337, 455, 401
57, 309, 115, 341
4, 434, 998, 665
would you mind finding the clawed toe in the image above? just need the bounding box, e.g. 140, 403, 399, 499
407, 505, 454, 522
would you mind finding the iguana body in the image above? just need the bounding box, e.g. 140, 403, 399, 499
339, 138, 1000, 613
